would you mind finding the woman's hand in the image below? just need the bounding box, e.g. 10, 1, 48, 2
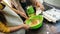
36, 1, 45, 11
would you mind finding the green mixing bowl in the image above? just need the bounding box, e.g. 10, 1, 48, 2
25, 15, 43, 29
26, 6, 34, 17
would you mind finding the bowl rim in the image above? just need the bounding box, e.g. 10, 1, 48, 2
25, 15, 43, 27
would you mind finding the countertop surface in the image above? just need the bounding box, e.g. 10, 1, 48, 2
26, 19, 60, 34
26, 3, 60, 34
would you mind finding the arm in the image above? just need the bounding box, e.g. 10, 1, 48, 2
0, 21, 23, 33
10, 7, 28, 19
8, 25, 23, 32
11, 0, 28, 19
9, 24, 30, 31
0, 21, 29, 33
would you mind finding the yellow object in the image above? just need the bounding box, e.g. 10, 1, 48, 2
0, 21, 10, 33
0, 4, 3, 10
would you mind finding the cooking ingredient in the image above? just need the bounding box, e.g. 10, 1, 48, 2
29, 19, 40, 26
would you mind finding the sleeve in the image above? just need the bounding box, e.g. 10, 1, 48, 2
0, 22, 10, 33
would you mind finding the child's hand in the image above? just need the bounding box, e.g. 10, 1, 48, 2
22, 24, 30, 30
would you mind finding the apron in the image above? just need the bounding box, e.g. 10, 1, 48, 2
3, 5, 25, 34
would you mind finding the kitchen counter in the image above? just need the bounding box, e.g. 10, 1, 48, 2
26, 19, 60, 34
26, 2, 60, 34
